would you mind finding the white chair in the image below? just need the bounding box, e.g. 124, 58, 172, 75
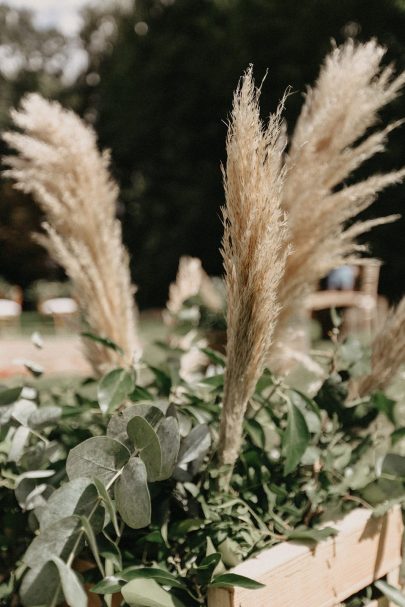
0, 299, 21, 330
38, 297, 78, 329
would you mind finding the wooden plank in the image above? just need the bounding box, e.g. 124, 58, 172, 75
208, 506, 403, 607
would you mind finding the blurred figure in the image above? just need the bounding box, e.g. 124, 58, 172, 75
327, 265, 359, 291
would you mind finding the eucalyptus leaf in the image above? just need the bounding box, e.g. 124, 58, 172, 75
50, 556, 87, 607
107, 403, 165, 446
79, 515, 105, 575
66, 436, 130, 485
177, 424, 211, 466
157, 416, 181, 480
39, 478, 99, 529
20, 561, 62, 607
282, 401, 310, 475
115, 456, 151, 529
98, 367, 135, 414
23, 515, 83, 569
93, 477, 120, 537
121, 578, 186, 607
127, 415, 162, 481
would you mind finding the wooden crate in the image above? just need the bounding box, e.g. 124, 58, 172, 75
208, 506, 403, 607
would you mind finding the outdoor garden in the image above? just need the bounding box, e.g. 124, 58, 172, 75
2, 1, 405, 607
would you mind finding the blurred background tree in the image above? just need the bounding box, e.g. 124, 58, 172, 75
1, 0, 405, 307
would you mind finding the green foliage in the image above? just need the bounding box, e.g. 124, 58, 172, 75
97, 367, 135, 414
121, 577, 186, 607
74, 0, 405, 307
282, 401, 310, 475
3, 331, 405, 606
66, 436, 131, 485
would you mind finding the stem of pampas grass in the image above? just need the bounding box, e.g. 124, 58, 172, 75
3, 94, 141, 376
271, 39, 405, 360
217, 68, 289, 469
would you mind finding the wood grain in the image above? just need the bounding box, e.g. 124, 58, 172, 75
208, 506, 403, 607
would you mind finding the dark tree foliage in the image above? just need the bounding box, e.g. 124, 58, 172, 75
75, 0, 405, 307
0, 5, 73, 290
2, 0, 405, 306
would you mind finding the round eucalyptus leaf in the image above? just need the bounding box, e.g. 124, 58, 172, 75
177, 424, 211, 466
115, 456, 151, 529
66, 436, 130, 485
157, 416, 180, 480
127, 416, 162, 481
39, 478, 101, 531
20, 561, 62, 607
107, 403, 165, 447
98, 368, 135, 414
23, 515, 83, 569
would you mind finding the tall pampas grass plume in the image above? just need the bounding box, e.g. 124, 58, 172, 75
351, 296, 405, 398
217, 67, 290, 469
3, 94, 141, 376
271, 39, 405, 356
164, 256, 205, 323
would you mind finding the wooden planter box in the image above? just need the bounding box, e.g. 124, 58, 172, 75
208, 506, 403, 607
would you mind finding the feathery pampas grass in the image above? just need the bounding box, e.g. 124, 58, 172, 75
164, 256, 205, 322
351, 297, 405, 398
271, 39, 405, 353
3, 94, 141, 376
164, 255, 223, 325
217, 67, 289, 467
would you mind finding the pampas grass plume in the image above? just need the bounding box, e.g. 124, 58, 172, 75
218, 67, 289, 467
3, 94, 141, 376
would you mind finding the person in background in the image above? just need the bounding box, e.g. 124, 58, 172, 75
327, 265, 359, 291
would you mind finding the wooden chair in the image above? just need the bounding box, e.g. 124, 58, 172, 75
38, 297, 79, 331
306, 260, 385, 335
